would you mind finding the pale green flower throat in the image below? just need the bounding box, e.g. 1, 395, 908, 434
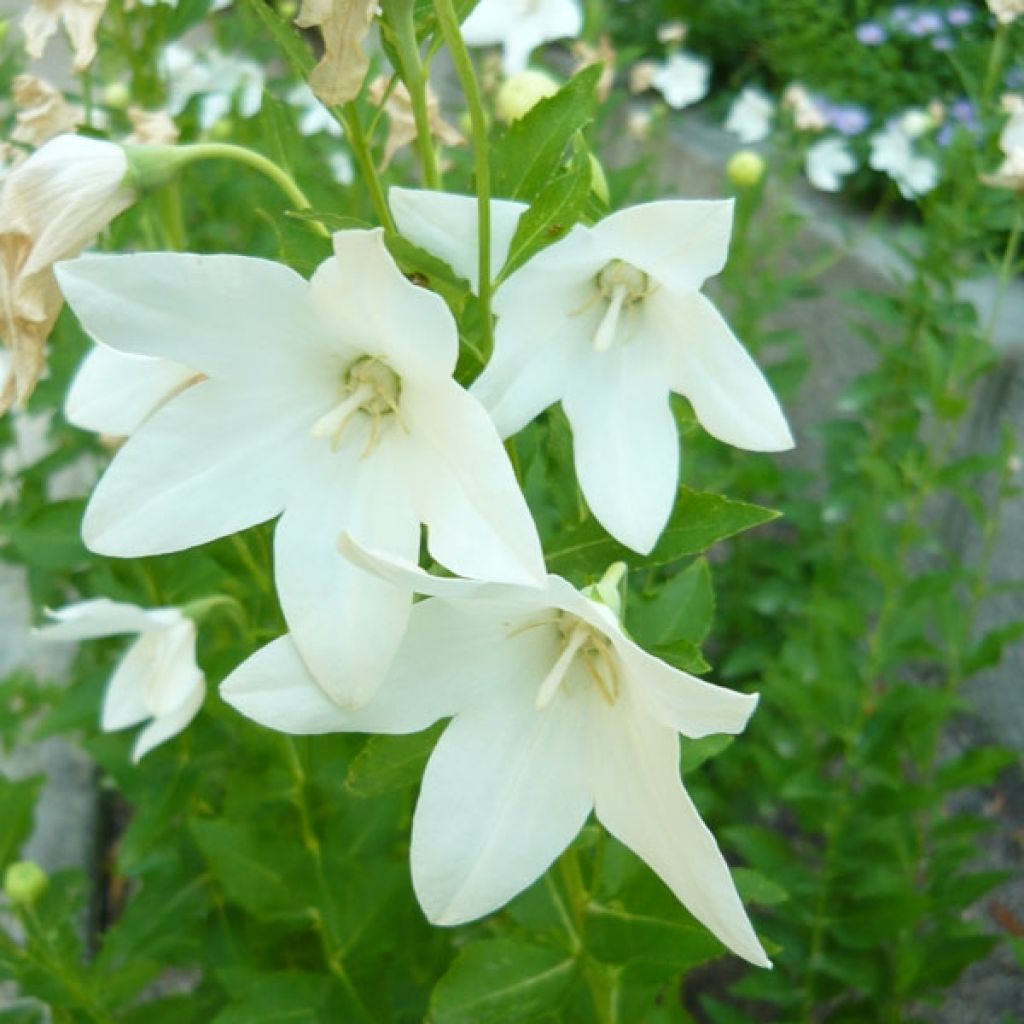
592, 260, 651, 352
311, 357, 401, 454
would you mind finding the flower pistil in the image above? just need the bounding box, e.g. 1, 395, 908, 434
311, 356, 401, 454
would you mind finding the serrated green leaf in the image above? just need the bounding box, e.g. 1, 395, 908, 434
584, 901, 722, 969
345, 724, 443, 797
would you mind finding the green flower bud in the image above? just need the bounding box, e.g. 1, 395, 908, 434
4, 861, 48, 907
122, 145, 196, 192
726, 150, 766, 188
495, 70, 560, 123
589, 153, 610, 206
278, 0, 298, 18
102, 82, 131, 110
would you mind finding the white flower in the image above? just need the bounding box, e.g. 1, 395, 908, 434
161, 44, 264, 130
805, 137, 856, 192
462, 0, 583, 75
987, 0, 1023, 24
724, 88, 774, 143
982, 108, 1024, 191
1, 135, 134, 414
328, 150, 355, 186
55, 229, 545, 708
899, 108, 934, 139
650, 52, 710, 110
390, 188, 794, 555
35, 599, 204, 761
287, 84, 343, 138
869, 122, 939, 199
0, 405, 53, 505
222, 540, 770, 968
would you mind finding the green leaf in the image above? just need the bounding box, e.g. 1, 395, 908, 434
385, 233, 470, 315
679, 734, 733, 774
8, 501, 88, 570
584, 900, 722, 969
546, 488, 779, 577
491, 65, 602, 200
240, 0, 315, 78
212, 971, 332, 1024
733, 868, 788, 906
345, 724, 443, 797
430, 939, 578, 1023
0, 774, 42, 869
934, 746, 1016, 791
629, 558, 715, 650
500, 150, 593, 278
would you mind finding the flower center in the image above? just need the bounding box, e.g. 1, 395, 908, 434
591, 260, 650, 352
534, 614, 620, 710
310, 357, 401, 455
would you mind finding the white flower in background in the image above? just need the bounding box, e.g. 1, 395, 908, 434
650, 52, 710, 110
328, 150, 355, 186
869, 121, 939, 199
805, 137, 856, 192
657, 19, 688, 45
223, 542, 769, 967
1, 135, 134, 415
782, 83, 827, 133
0, 400, 53, 506
391, 188, 793, 554
899, 107, 935, 139
65, 344, 199, 437
21, 0, 106, 72
982, 107, 1024, 190
11, 75, 81, 149
725, 88, 774, 143
35, 599, 204, 762
287, 84, 343, 138
987, 0, 1023, 24
462, 0, 583, 76
55, 229, 545, 708
161, 44, 264, 130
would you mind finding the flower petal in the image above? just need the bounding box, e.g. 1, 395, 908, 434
562, 344, 678, 555
309, 228, 458, 381
143, 618, 204, 718
55, 253, 332, 389
102, 637, 158, 731
389, 188, 527, 292
591, 696, 770, 967
34, 598, 162, 640
65, 344, 197, 437
649, 291, 794, 452
616, 638, 760, 738
82, 378, 311, 556
589, 200, 734, 293
130, 680, 205, 763
412, 664, 592, 926
274, 429, 420, 707
405, 377, 545, 585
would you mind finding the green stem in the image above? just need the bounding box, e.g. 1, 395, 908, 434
338, 104, 398, 232
391, 3, 442, 189
986, 202, 1023, 341
281, 738, 375, 1021
433, 0, 494, 354
981, 24, 1007, 109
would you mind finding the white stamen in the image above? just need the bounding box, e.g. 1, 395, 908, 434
310, 381, 374, 451
535, 622, 589, 710
593, 283, 628, 353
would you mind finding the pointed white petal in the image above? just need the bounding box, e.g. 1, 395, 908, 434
412, 657, 592, 925
617, 639, 759, 738
590, 201, 734, 293
274, 431, 420, 707
34, 598, 158, 641
650, 291, 794, 452
389, 188, 527, 292
130, 681, 205, 762
591, 697, 770, 967
143, 619, 204, 718
101, 637, 157, 730
82, 378, 313, 556
65, 345, 198, 437
55, 253, 332, 389
405, 378, 545, 585
309, 228, 458, 381
562, 344, 678, 555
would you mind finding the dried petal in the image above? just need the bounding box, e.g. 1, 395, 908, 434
296, 0, 377, 107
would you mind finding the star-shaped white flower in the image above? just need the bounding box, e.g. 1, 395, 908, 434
222, 539, 770, 968
724, 87, 774, 143
805, 137, 856, 192
55, 229, 545, 708
161, 44, 264, 130
390, 188, 794, 555
461, 0, 583, 76
36, 598, 204, 761
650, 52, 710, 111
869, 121, 939, 199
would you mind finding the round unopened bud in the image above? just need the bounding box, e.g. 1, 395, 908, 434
726, 149, 766, 188
280, 0, 298, 19
4, 861, 48, 907
206, 118, 233, 142
495, 70, 560, 123
103, 82, 131, 110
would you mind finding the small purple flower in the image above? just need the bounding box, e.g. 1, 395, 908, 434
931, 34, 954, 50
890, 5, 915, 27
856, 21, 888, 45
827, 103, 871, 136
909, 11, 945, 35
950, 98, 975, 121
947, 6, 973, 26
937, 122, 955, 147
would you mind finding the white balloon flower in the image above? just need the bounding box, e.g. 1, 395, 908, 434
222, 539, 770, 968
724, 87, 774, 143
55, 229, 545, 709
650, 52, 711, 111
805, 137, 857, 193
35, 599, 204, 762
869, 121, 939, 199
390, 188, 794, 555
461, 0, 583, 76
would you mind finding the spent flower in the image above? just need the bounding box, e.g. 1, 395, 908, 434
21, 0, 106, 72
